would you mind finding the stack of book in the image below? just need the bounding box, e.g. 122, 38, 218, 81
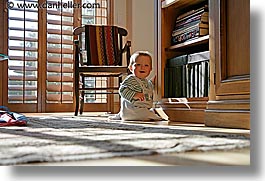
171, 4, 209, 45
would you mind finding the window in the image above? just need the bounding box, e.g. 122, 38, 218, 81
6, 0, 111, 112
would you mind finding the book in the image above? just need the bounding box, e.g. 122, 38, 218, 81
200, 12, 209, 23
171, 25, 208, 45
165, 66, 186, 98
171, 26, 199, 45
188, 50, 210, 63
172, 20, 208, 37
199, 28, 209, 36
166, 54, 188, 67
175, 66, 183, 98
204, 61, 210, 96
164, 67, 169, 98
175, 12, 208, 30
200, 61, 206, 97
176, 5, 208, 23
199, 22, 209, 29
173, 19, 202, 36
182, 65, 187, 97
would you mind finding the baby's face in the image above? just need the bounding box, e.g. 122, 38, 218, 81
131, 55, 152, 79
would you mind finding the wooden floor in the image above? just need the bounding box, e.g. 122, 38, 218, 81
21, 112, 250, 166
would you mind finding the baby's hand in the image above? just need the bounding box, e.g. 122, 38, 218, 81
133, 92, 145, 101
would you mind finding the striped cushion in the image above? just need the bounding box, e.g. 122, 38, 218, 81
85, 25, 120, 66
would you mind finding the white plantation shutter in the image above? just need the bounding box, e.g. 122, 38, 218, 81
46, 0, 74, 103
8, 0, 38, 103
6, 0, 111, 111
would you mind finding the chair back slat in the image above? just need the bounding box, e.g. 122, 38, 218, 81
84, 25, 122, 66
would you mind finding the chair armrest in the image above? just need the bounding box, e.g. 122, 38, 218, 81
126, 41, 131, 48
121, 41, 131, 54
125, 41, 131, 67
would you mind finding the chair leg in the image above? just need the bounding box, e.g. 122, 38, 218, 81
80, 91, 85, 115
80, 76, 85, 115
74, 74, 80, 116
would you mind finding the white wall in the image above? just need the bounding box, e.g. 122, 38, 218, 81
131, 0, 155, 58
113, 0, 157, 102
113, 0, 127, 29
114, 0, 156, 74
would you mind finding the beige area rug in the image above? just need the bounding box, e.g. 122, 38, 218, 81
0, 115, 250, 165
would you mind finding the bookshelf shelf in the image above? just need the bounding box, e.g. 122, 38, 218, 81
166, 35, 209, 51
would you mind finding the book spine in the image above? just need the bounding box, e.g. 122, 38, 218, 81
175, 14, 203, 30
176, 5, 208, 23
205, 61, 210, 97
191, 63, 195, 98
182, 65, 187, 97
172, 27, 199, 45
174, 66, 182, 98
193, 63, 197, 97
187, 64, 191, 98
172, 20, 201, 37
201, 61, 206, 97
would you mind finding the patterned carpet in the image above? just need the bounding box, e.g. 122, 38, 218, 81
0, 115, 250, 165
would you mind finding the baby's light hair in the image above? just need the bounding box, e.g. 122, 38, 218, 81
128, 51, 153, 69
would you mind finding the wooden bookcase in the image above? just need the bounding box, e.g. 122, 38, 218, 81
157, 0, 209, 123
158, 0, 250, 129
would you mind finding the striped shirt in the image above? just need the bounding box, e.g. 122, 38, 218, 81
119, 74, 154, 103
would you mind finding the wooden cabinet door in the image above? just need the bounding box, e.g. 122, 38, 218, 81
215, 0, 250, 99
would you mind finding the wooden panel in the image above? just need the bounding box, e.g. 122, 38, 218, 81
0, 59, 8, 106
47, 57, 73, 63
207, 100, 250, 110
4, 104, 37, 113
165, 109, 205, 123
45, 104, 75, 113
226, 0, 250, 77
216, 78, 250, 96
8, 96, 37, 101
46, 84, 73, 92
47, 75, 73, 82
205, 111, 250, 130
46, 94, 73, 102
157, 99, 207, 123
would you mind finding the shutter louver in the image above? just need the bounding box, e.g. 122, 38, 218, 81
8, 0, 38, 103
46, 0, 74, 103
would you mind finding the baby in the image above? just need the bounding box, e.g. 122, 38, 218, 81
109, 51, 162, 121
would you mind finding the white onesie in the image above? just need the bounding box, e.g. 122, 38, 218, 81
118, 75, 162, 121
